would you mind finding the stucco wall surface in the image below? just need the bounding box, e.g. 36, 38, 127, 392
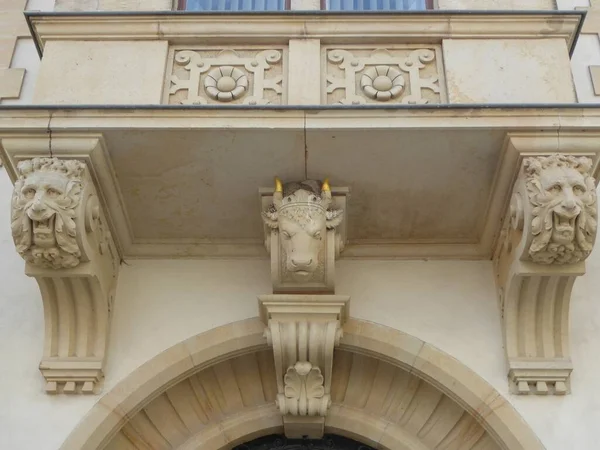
2, 0, 600, 449
0, 0, 55, 105
33, 41, 169, 105
54, 0, 172, 11
443, 38, 577, 103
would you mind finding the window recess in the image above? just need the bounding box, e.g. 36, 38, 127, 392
178, 0, 289, 11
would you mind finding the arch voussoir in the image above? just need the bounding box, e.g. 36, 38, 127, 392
61, 318, 545, 450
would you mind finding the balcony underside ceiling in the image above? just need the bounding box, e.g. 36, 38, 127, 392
1, 106, 599, 259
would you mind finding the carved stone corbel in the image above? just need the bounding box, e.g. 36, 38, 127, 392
259, 178, 348, 294
495, 154, 598, 395
258, 178, 350, 437
11, 157, 119, 394
258, 294, 349, 438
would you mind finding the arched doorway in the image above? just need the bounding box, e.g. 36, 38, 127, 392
232, 434, 375, 450
62, 318, 544, 450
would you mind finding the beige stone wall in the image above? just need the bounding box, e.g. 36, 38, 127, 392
0, 0, 28, 101
54, 0, 173, 11
438, 0, 556, 9
33, 41, 169, 104
443, 38, 576, 103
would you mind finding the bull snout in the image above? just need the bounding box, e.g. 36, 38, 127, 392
291, 256, 313, 269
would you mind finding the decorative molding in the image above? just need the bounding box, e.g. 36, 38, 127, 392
61, 318, 544, 450
325, 46, 444, 105
278, 362, 329, 417
27, 12, 583, 54
260, 179, 348, 294
9, 155, 119, 394
259, 294, 349, 438
5, 112, 600, 261
167, 47, 285, 105
495, 150, 599, 395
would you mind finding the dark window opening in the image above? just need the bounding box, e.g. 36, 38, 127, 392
178, 0, 289, 10
232, 434, 377, 450
323, 0, 433, 10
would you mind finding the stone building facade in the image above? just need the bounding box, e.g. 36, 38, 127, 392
2, 0, 600, 449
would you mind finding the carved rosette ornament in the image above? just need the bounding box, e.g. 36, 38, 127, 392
168, 48, 284, 105
204, 66, 248, 102
326, 47, 443, 105
495, 153, 598, 396
10, 157, 119, 395
360, 65, 405, 101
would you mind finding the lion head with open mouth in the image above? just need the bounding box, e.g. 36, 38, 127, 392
11, 158, 86, 269
525, 154, 597, 264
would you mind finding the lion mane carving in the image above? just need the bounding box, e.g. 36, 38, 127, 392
262, 178, 343, 279
524, 154, 597, 265
11, 158, 87, 269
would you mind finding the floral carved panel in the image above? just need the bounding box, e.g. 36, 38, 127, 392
323, 45, 445, 105
166, 47, 286, 105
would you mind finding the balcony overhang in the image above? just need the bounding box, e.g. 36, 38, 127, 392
1, 105, 600, 260
25, 10, 585, 56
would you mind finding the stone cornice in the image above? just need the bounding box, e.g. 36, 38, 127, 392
26, 11, 584, 55
2, 105, 600, 130
2, 108, 600, 260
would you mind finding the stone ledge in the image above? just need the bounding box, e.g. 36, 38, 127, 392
1, 107, 600, 260
26, 11, 583, 53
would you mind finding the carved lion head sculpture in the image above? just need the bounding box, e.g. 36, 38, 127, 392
262, 178, 343, 279
11, 157, 86, 269
525, 154, 597, 264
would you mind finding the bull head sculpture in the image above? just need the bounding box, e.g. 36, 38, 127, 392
262, 178, 343, 282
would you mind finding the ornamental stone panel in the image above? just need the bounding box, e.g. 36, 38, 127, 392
166, 47, 286, 105
323, 45, 445, 105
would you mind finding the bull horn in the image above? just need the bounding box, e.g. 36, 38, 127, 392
275, 177, 283, 193
273, 177, 283, 209
321, 178, 332, 206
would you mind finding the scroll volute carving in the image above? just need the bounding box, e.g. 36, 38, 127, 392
11, 157, 118, 395
261, 178, 347, 294
496, 154, 598, 396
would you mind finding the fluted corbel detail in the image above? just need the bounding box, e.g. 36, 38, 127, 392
495, 153, 598, 395
258, 294, 350, 438
11, 157, 119, 394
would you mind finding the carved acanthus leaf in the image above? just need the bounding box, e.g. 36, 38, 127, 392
278, 362, 330, 417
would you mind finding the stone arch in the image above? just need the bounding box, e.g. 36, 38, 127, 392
61, 318, 544, 450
